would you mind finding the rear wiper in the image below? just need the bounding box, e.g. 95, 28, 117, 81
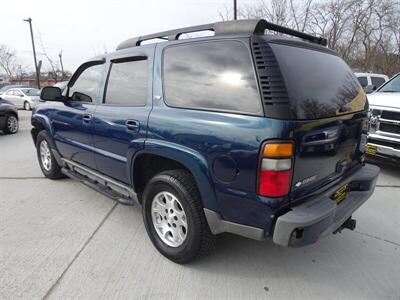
381, 90, 398, 93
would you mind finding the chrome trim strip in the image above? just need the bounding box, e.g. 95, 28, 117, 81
368, 133, 400, 143
367, 143, 400, 158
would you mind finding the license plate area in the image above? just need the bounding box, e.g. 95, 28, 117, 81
332, 183, 349, 204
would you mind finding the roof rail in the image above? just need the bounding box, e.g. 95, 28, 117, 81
116, 19, 327, 50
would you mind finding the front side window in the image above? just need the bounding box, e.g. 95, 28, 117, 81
69, 64, 104, 102
378, 74, 400, 93
371, 77, 386, 88
105, 59, 147, 106
21, 88, 40, 96
14, 90, 23, 96
163, 41, 262, 115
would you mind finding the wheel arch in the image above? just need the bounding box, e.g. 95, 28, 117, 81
129, 139, 219, 213
31, 114, 55, 147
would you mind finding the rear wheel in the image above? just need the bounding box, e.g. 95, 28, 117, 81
24, 101, 31, 111
3, 114, 18, 134
36, 131, 64, 179
142, 169, 216, 264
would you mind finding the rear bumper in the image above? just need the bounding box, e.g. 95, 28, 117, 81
273, 163, 380, 247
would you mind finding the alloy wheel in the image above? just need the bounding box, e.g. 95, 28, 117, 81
7, 116, 18, 133
39, 140, 52, 171
151, 191, 188, 247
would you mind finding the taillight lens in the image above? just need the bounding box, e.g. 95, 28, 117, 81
258, 142, 293, 197
259, 170, 291, 197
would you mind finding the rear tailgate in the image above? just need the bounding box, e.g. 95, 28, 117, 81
290, 112, 368, 198
256, 39, 369, 199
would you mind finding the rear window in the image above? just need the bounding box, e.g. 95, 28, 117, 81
163, 41, 262, 115
271, 43, 366, 120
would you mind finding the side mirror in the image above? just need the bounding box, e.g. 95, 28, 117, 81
19, 94, 24, 97
40, 86, 63, 101
365, 85, 376, 94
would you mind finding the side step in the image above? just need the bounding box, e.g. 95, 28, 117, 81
61, 159, 139, 206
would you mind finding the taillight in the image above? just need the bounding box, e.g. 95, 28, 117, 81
258, 142, 294, 197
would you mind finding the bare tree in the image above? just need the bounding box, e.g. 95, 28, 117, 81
220, 0, 400, 77
0, 45, 18, 80
37, 32, 65, 82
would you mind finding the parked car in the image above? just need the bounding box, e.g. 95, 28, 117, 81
0, 88, 40, 110
355, 72, 389, 93
31, 19, 379, 263
0, 98, 18, 134
53, 81, 68, 93
366, 72, 400, 162
0, 84, 31, 95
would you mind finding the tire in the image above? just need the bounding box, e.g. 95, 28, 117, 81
35, 131, 64, 179
24, 101, 31, 111
142, 169, 216, 264
3, 114, 19, 134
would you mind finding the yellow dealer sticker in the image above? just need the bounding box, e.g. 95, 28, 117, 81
365, 144, 377, 156
333, 184, 349, 204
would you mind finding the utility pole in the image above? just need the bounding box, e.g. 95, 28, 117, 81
23, 18, 40, 89
233, 0, 237, 20
58, 51, 64, 81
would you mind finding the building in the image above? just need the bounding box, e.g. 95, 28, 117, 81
8, 78, 56, 87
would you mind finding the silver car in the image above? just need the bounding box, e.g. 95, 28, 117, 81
0, 88, 41, 110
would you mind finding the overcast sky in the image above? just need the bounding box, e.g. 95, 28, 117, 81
0, 0, 258, 74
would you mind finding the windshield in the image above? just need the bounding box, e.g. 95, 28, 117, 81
0, 86, 9, 93
21, 88, 40, 96
270, 43, 366, 119
378, 74, 400, 92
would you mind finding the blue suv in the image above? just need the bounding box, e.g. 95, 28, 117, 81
31, 19, 379, 263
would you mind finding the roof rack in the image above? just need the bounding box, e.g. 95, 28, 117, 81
116, 19, 327, 50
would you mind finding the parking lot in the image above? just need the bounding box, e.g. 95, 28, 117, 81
0, 110, 399, 299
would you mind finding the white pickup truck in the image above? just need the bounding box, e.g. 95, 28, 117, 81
366, 73, 400, 162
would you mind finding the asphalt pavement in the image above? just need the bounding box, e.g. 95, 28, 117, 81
0, 110, 399, 300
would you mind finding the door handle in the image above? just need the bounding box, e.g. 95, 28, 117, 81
82, 114, 92, 123
125, 120, 140, 131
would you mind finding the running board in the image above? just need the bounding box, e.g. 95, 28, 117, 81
61, 158, 139, 206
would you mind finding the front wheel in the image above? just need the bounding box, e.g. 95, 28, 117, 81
142, 170, 216, 264
36, 131, 65, 179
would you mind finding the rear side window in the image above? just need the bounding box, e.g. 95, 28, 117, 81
163, 41, 262, 115
371, 77, 386, 88
357, 76, 368, 87
105, 59, 147, 106
270, 43, 366, 119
